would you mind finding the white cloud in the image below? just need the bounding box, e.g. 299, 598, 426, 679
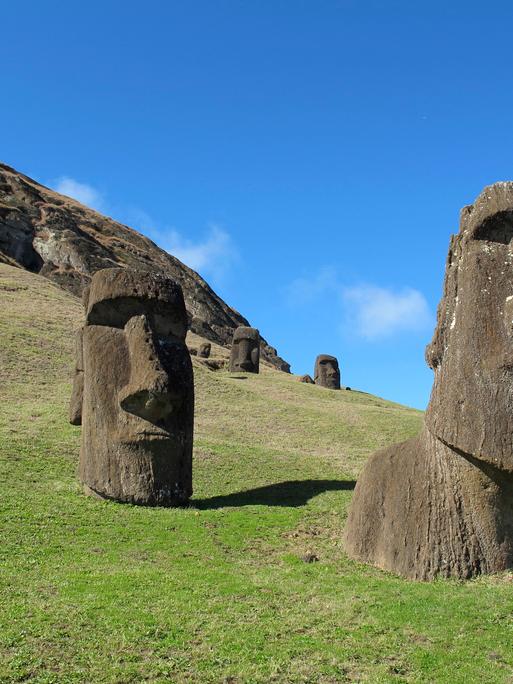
164, 224, 238, 282
133, 218, 238, 284
285, 266, 433, 340
343, 285, 433, 339
46, 183, 239, 285
52, 176, 105, 211
286, 266, 338, 305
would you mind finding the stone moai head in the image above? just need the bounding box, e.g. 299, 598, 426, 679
425, 183, 513, 472
198, 342, 211, 358
345, 183, 513, 580
69, 267, 194, 506
314, 355, 340, 390
229, 326, 260, 373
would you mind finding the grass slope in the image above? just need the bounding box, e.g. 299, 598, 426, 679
0, 263, 512, 684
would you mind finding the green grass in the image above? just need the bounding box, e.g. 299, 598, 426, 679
1, 264, 512, 683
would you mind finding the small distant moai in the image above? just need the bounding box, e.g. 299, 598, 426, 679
345, 182, 513, 580
198, 342, 211, 358
69, 268, 194, 506
314, 355, 340, 389
229, 326, 260, 373
298, 374, 314, 384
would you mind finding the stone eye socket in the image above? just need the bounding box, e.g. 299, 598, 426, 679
473, 212, 513, 244
88, 297, 186, 338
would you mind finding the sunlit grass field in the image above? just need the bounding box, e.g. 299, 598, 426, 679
1, 264, 512, 683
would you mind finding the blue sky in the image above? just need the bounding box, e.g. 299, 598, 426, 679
3, 0, 513, 409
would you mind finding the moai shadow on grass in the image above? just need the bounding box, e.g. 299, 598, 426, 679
345, 183, 513, 580
69, 268, 194, 506
314, 355, 340, 390
229, 326, 260, 373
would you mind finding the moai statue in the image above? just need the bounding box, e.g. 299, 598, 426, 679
314, 355, 340, 389
198, 342, 211, 358
298, 374, 314, 384
345, 183, 513, 579
69, 268, 194, 506
229, 326, 260, 373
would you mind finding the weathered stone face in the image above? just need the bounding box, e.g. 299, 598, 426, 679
425, 183, 513, 472
344, 183, 513, 580
229, 326, 260, 373
314, 355, 340, 390
70, 268, 194, 506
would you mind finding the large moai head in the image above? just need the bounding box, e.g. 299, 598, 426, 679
314, 355, 340, 390
69, 268, 194, 506
345, 183, 513, 580
229, 326, 260, 373
425, 183, 513, 473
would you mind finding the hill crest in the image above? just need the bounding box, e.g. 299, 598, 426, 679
0, 162, 290, 371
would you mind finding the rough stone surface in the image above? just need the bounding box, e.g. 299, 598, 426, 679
298, 374, 314, 384
70, 267, 194, 506
229, 326, 260, 373
69, 327, 84, 426
198, 342, 211, 358
314, 355, 340, 390
345, 183, 513, 580
0, 162, 290, 372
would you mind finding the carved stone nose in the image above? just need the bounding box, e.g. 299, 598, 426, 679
120, 388, 179, 422
119, 315, 183, 423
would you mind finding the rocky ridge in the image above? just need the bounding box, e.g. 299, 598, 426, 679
0, 162, 290, 371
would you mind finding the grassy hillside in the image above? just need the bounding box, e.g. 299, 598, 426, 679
1, 263, 512, 684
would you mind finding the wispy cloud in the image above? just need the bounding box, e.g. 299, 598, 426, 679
128, 209, 239, 284
45, 179, 239, 285
286, 266, 338, 305
52, 176, 105, 211
160, 224, 238, 282
285, 266, 433, 340
343, 285, 433, 339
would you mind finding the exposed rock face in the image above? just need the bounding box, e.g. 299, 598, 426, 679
298, 374, 314, 384
314, 355, 340, 390
0, 162, 290, 372
229, 326, 260, 373
345, 183, 513, 580
198, 342, 211, 358
70, 268, 194, 506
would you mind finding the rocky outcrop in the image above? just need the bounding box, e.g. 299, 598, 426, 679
0, 162, 290, 372
345, 183, 513, 580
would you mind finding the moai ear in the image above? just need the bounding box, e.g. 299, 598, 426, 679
251, 346, 259, 366
69, 328, 84, 426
